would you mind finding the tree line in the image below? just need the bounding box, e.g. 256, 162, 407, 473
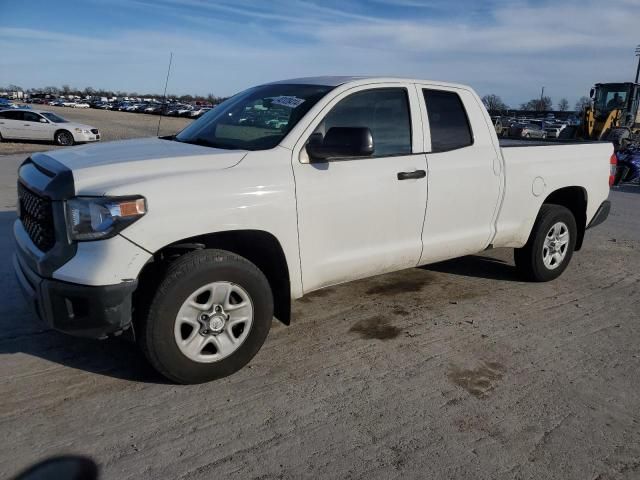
481, 93, 591, 113
0, 84, 226, 104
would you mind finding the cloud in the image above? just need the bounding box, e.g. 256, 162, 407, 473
0, 0, 638, 106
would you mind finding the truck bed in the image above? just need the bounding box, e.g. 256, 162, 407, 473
492, 140, 613, 249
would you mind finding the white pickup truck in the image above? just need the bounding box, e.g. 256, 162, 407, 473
13, 76, 613, 383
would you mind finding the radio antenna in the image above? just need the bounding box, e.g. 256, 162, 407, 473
157, 51, 173, 136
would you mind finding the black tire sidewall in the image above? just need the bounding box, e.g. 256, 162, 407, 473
144, 251, 273, 384
528, 206, 577, 281
56, 131, 73, 146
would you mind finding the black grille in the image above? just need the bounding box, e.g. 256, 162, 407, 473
91, 129, 99, 134
18, 182, 56, 252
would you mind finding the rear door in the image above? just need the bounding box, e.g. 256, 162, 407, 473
292, 83, 428, 292
417, 86, 503, 264
0, 110, 25, 139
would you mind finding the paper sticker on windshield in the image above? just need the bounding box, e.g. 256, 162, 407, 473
270, 96, 306, 108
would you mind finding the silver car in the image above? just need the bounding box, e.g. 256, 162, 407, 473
0, 109, 100, 146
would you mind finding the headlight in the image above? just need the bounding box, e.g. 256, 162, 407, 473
65, 196, 147, 241
74, 128, 90, 134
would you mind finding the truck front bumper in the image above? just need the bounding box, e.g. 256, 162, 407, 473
13, 252, 137, 339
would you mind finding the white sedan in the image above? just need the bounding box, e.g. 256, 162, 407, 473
73, 102, 91, 108
0, 109, 100, 145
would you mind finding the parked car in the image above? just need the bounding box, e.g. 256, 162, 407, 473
544, 124, 567, 139
178, 106, 194, 117
61, 100, 77, 107
12, 76, 612, 384
0, 109, 100, 145
491, 116, 509, 137
509, 122, 547, 139
190, 107, 212, 119
73, 102, 91, 108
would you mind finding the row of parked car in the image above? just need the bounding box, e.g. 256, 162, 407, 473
44, 98, 214, 119
492, 116, 571, 139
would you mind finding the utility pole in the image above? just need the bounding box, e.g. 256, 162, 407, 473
539, 86, 545, 111
635, 45, 640, 83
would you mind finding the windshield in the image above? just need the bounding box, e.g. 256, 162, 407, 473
175, 83, 334, 150
594, 85, 630, 118
41, 112, 67, 123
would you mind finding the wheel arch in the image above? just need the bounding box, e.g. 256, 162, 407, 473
135, 229, 291, 326
541, 186, 588, 251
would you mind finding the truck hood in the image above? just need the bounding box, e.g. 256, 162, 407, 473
34, 137, 247, 195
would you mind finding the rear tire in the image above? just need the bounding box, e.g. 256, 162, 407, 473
514, 204, 577, 282
139, 249, 273, 384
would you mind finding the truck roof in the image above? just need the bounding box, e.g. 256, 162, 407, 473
264, 76, 469, 90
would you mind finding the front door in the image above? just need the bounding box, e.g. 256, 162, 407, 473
292, 84, 428, 292
22, 111, 51, 140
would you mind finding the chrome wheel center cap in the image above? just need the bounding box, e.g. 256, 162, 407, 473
209, 315, 226, 333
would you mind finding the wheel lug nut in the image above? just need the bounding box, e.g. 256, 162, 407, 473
215, 306, 222, 313
200, 314, 208, 321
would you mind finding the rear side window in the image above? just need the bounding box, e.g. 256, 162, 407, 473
422, 89, 473, 152
315, 88, 412, 157
0, 111, 24, 121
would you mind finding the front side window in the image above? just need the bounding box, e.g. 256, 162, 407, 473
175, 83, 334, 151
423, 89, 473, 153
312, 88, 412, 157
41, 112, 68, 123
23, 112, 42, 122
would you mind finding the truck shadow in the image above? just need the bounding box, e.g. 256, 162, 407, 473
0, 210, 168, 384
423, 254, 521, 282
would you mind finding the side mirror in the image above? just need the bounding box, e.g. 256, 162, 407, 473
39, 118, 48, 123
306, 127, 374, 161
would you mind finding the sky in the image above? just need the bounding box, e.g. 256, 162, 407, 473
1, 0, 639, 108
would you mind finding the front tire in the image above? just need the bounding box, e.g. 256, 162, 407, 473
514, 204, 577, 282
55, 130, 74, 146
139, 249, 273, 384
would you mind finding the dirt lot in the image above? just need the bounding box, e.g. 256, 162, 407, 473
0, 104, 192, 155
0, 136, 639, 478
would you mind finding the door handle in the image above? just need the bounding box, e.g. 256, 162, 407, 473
397, 170, 426, 180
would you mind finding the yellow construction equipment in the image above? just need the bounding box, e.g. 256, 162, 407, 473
567, 82, 640, 147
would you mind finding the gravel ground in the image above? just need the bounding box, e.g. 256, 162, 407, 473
0, 104, 192, 156
0, 145, 639, 479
